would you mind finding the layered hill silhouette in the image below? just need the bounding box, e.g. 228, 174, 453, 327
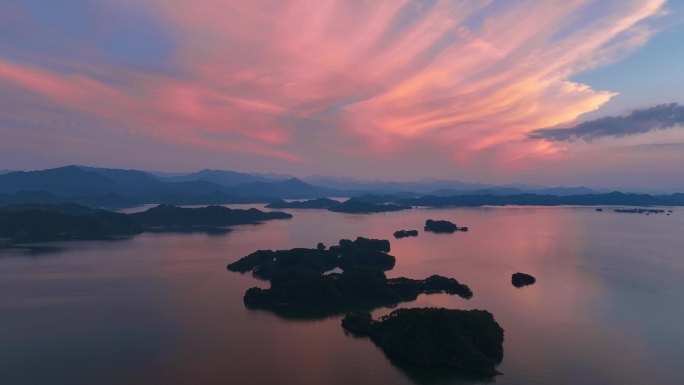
396, 192, 684, 207
0, 166, 339, 207
1, 166, 683, 209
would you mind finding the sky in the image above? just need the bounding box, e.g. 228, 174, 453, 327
1, 0, 684, 189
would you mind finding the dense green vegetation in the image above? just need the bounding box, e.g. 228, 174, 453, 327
342, 308, 504, 376
0, 204, 291, 244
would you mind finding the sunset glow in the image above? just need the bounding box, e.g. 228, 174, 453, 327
1, 0, 683, 187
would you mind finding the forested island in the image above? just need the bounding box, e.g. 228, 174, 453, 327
266, 197, 411, 213
614, 208, 666, 214
328, 199, 411, 213
424, 219, 468, 233
265, 198, 341, 209
393, 229, 419, 238
0, 204, 291, 246
512, 272, 536, 287
227, 237, 472, 318
228, 237, 395, 276
243, 270, 472, 317
342, 308, 504, 376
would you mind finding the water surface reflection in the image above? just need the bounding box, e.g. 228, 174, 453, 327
0, 206, 682, 385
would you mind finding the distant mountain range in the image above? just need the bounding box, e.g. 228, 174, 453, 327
0, 165, 678, 209
397, 192, 684, 207
300, 176, 597, 196
0, 166, 336, 207
158, 169, 277, 186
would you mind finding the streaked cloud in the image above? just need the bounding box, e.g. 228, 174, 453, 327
529, 103, 684, 142
0, 0, 671, 176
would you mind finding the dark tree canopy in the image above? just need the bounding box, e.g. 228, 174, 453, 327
0, 204, 291, 244
265, 198, 341, 209
342, 308, 504, 376
328, 199, 411, 213
393, 229, 419, 239
227, 237, 396, 278
243, 269, 472, 317
511, 272, 536, 288
424, 219, 465, 233
227, 237, 472, 319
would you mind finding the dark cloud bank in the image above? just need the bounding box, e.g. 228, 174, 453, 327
530, 103, 684, 142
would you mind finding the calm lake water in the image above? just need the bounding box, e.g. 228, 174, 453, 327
1, 206, 682, 385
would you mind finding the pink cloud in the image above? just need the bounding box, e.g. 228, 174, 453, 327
0, 0, 669, 174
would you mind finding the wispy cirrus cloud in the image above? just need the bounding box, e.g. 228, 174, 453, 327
529, 103, 684, 142
0, 0, 670, 175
